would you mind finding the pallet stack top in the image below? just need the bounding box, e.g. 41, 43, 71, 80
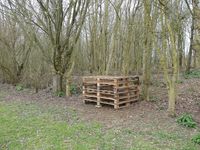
83, 75, 139, 79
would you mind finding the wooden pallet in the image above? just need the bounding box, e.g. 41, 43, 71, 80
82, 76, 140, 109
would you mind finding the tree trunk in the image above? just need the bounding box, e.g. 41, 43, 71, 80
167, 83, 176, 117
179, 50, 183, 69
193, 50, 197, 68
142, 0, 152, 101
53, 74, 63, 93
178, 32, 183, 69
66, 78, 71, 96
65, 61, 74, 96
186, 15, 195, 73
35, 87, 39, 93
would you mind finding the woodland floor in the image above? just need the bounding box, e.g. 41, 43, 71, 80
0, 75, 200, 150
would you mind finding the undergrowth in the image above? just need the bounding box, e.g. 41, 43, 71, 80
56, 91, 65, 97
184, 70, 200, 79
177, 114, 197, 128
15, 84, 24, 91
70, 84, 79, 95
192, 133, 200, 145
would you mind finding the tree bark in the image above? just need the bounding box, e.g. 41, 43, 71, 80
66, 78, 71, 96
142, 0, 152, 101
167, 81, 176, 117
65, 61, 75, 96
53, 74, 63, 93
186, 17, 194, 73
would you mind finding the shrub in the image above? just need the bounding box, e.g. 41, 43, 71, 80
70, 84, 79, 95
192, 133, 200, 145
56, 91, 65, 97
15, 84, 24, 91
176, 80, 184, 84
177, 114, 197, 128
184, 70, 200, 79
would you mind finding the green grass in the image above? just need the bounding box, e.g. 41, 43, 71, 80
55, 91, 65, 97
177, 113, 197, 128
192, 133, 200, 145
184, 70, 200, 79
0, 96, 199, 149
15, 84, 24, 91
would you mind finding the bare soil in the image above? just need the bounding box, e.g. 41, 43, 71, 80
0, 76, 200, 131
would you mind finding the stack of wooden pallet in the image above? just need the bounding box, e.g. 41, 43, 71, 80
82, 76, 140, 109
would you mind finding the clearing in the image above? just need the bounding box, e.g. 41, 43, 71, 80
0, 76, 200, 150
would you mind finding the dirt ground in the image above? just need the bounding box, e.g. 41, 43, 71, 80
0, 76, 200, 131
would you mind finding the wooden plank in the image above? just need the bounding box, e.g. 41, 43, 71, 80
119, 95, 137, 100
84, 93, 138, 101
82, 81, 86, 97
85, 94, 98, 97
84, 98, 138, 107
118, 99, 138, 104
85, 88, 97, 92
100, 91, 114, 95
84, 94, 115, 100
100, 101, 115, 105
84, 99, 97, 103
116, 85, 138, 90
96, 78, 102, 108
83, 81, 97, 85
100, 96, 115, 101
83, 75, 139, 80
114, 79, 119, 109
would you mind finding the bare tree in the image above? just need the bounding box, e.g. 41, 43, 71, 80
185, 0, 199, 72
0, 10, 32, 83
2, 0, 90, 94
157, 0, 181, 116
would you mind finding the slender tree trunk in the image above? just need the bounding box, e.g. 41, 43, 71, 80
106, 1, 122, 75
179, 50, 183, 69
186, 15, 195, 73
35, 87, 39, 93
167, 21, 179, 117
167, 79, 176, 117
193, 50, 197, 68
157, 0, 179, 116
178, 32, 183, 69
142, 0, 152, 101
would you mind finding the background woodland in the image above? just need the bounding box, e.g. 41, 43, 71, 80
0, 0, 200, 116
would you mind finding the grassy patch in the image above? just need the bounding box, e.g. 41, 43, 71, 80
177, 114, 197, 128
184, 70, 200, 79
0, 91, 6, 100
0, 96, 199, 149
176, 80, 184, 84
0, 101, 104, 149
192, 133, 200, 145
55, 91, 65, 97
15, 84, 24, 91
